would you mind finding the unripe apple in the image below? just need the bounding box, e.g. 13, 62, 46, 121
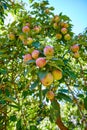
74, 52, 80, 58
22, 26, 30, 33
8, 33, 15, 40
64, 34, 71, 41
52, 69, 62, 80
23, 54, 32, 62
27, 37, 33, 44
32, 50, 40, 59
44, 46, 54, 56
46, 91, 55, 100
71, 44, 79, 52
36, 57, 46, 68
54, 15, 60, 22
41, 73, 53, 86
19, 35, 24, 41
56, 33, 62, 39
34, 26, 41, 33
61, 28, 67, 34
53, 23, 58, 29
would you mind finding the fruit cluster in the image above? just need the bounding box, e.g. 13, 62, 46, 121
23, 45, 62, 87
52, 15, 71, 41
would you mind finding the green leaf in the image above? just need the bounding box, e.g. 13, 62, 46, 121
30, 80, 39, 90
38, 70, 48, 80
30, 125, 38, 130
84, 96, 87, 110
16, 119, 22, 130
0, 69, 7, 74
57, 92, 72, 102
10, 115, 17, 122
32, 41, 40, 48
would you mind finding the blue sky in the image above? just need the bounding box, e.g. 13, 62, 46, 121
22, 0, 87, 34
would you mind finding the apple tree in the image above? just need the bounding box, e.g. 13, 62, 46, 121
0, 0, 87, 130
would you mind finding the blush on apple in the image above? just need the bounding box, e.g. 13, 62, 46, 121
32, 50, 40, 59
36, 57, 46, 68
44, 46, 54, 56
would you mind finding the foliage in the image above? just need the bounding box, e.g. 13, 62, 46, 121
0, 0, 87, 129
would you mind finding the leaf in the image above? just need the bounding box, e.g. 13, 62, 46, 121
32, 41, 40, 48
10, 115, 17, 122
30, 80, 39, 90
16, 119, 22, 130
84, 96, 87, 110
38, 70, 48, 80
57, 92, 72, 102
0, 69, 7, 74
30, 125, 38, 130
58, 89, 69, 93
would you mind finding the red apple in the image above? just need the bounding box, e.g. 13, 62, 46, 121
71, 44, 79, 52
32, 50, 40, 59
22, 26, 30, 33
41, 73, 53, 86
23, 54, 32, 62
44, 46, 54, 56
61, 28, 67, 34
36, 57, 46, 68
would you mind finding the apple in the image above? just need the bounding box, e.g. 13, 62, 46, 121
52, 69, 62, 80
56, 33, 62, 39
61, 28, 67, 34
46, 91, 54, 100
53, 23, 58, 29
71, 44, 79, 52
8, 33, 15, 40
41, 73, 53, 86
54, 15, 60, 22
64, 34, 71, 41
23, 54, 32, 62
44, 46, 54, 56
27, 37, 33, 44
34, 26, 41, 33
74, 52, 80, 58
19, 35, 24, 41
45, 9, 50, 14
32, 50, 40, 59
36, 57, 46, 68
22, 26, 30, 33
63, 23, 69, 28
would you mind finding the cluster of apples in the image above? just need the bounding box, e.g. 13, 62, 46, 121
70, 44, 80, 58
23, 45, 62, 87
52, 15, 71, 41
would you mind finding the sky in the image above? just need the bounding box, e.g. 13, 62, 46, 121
22, 0, 87, 35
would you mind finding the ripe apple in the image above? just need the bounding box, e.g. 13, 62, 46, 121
63, 23, 69, 28
74, 52, 80, 58
56, 33, 62, 39
44, 46, 54, 56
52, 69, 62, 80
54, 15, 60, 22
64, 34, 71, 41
41, 73, 53, 86
27, 37, 33, 44
71, 44, 79, 52
36, 57, 46, 68
23, 54, 32, 62
34, 26, 41, 33
53, 23, 58, 29
46, 91, 55, 100
61, 28, 67, 34
22, 26, 30, 33
32, 50, 40, 59
8, 33, 15, 40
